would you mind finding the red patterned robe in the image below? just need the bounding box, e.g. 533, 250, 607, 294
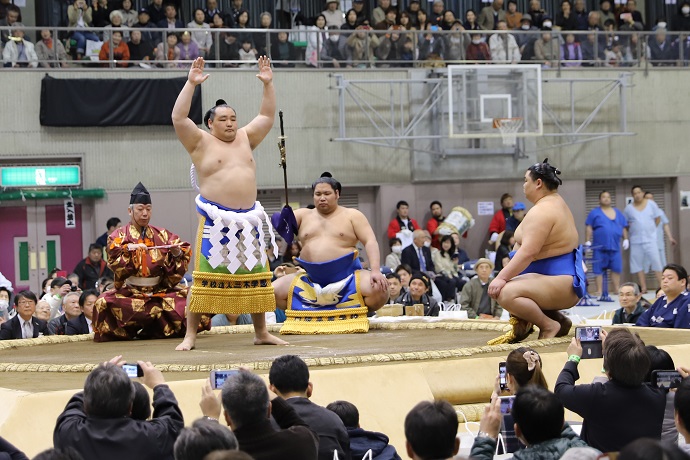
93, 223, 209, 341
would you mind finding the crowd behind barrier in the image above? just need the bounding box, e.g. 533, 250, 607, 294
2, 25, 690, 69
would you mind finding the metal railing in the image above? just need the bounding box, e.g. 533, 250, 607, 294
1, 25, 688, 71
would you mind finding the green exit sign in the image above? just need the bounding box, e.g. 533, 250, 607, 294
1, 166, 81, 187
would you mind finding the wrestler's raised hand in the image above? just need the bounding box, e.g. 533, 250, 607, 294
488, 277, 506, 299
370, 270, 388, 292
256, 56, 273, 85
188, 57, 210, 86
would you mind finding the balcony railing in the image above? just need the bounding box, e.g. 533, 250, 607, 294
1, 25, 687, 70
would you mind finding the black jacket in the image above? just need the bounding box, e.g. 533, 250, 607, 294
285, 397, 351, 460
401, 244, 435, 273
235, 397, 319, 460
65, 313, 90, 335
73, 258, 112, 291
554, 360, 666, 453
54, 385, 184, 460
0, 316, 50, 340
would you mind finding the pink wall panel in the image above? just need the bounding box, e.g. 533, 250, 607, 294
45, 204, 83, 274
0, 206, 28, 289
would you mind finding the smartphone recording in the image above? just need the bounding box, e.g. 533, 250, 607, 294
210, 370, 239, 390
499, 396, 515, 414
499, 362, 507, 392
652, 370, 682, 389
122, 363, 143, 378
576, 326, 601, 342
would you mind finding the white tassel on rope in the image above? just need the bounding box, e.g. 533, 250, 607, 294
190, 164, 200, 191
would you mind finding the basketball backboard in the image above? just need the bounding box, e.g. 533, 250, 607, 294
447, 64, 543, 139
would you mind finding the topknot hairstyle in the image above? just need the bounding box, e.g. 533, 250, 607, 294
311, 171, 342, 194
204, 99, 237, 129
527, 158, 562, 191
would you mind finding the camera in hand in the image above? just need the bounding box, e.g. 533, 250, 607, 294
577, 326, 600, 342
122, 363, 144, 378
499, 396, 515, 414
210, 370, 239, 390
575, 326, 603, 359
499, 362, 507, 392
652, 370, 682, 389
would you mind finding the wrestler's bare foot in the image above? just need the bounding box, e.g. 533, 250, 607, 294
544, 310, 573, 337
175, 336, 196, 351
254, 332, 289, 345
537, 318, 562, 339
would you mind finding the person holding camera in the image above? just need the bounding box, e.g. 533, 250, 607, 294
54, 355, 184, 460
471, 386, 595, 460
554, 328, 666, 453
42, 277, 74, 319
67, 0, 99, 60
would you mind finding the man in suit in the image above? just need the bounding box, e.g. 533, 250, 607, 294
66, 289, 99, 335
216, 370, 319, 460
157, 4, 184, 29
48, 291, 82, 335
478, 0, 507, 30
0, 290, 50, 340
401, 229, 435, 274
54, 355, 184, 460
269, 355, 351, 460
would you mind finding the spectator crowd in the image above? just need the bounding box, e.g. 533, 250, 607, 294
4, 0, 690, 68
1, 345, 690, 459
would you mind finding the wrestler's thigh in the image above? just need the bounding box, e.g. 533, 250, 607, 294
499, 273, 579, 310
272, 272, 298, 299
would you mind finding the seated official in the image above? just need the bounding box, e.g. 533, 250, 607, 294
66, 289, 98, 335
94, 183, 210, 341
471, 386, 595, 460
269, 355, 350, 460
326, 400, 401, 460
405, 400, 459, 460
460, 258, 503, 320
612, 282, 646, 324
48, 291, 81, 335
0, 290, 50, 340
636, 264, 689, 328
397, 273, 439, 316
54, 357, 184, 460
554, 328, 666, 453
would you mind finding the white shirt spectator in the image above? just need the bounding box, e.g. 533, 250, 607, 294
187, 20, 213, 55
489, 32, 521, 63
3, 38, 39, 68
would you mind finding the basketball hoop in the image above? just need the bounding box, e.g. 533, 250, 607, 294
493, 117, 524, 146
